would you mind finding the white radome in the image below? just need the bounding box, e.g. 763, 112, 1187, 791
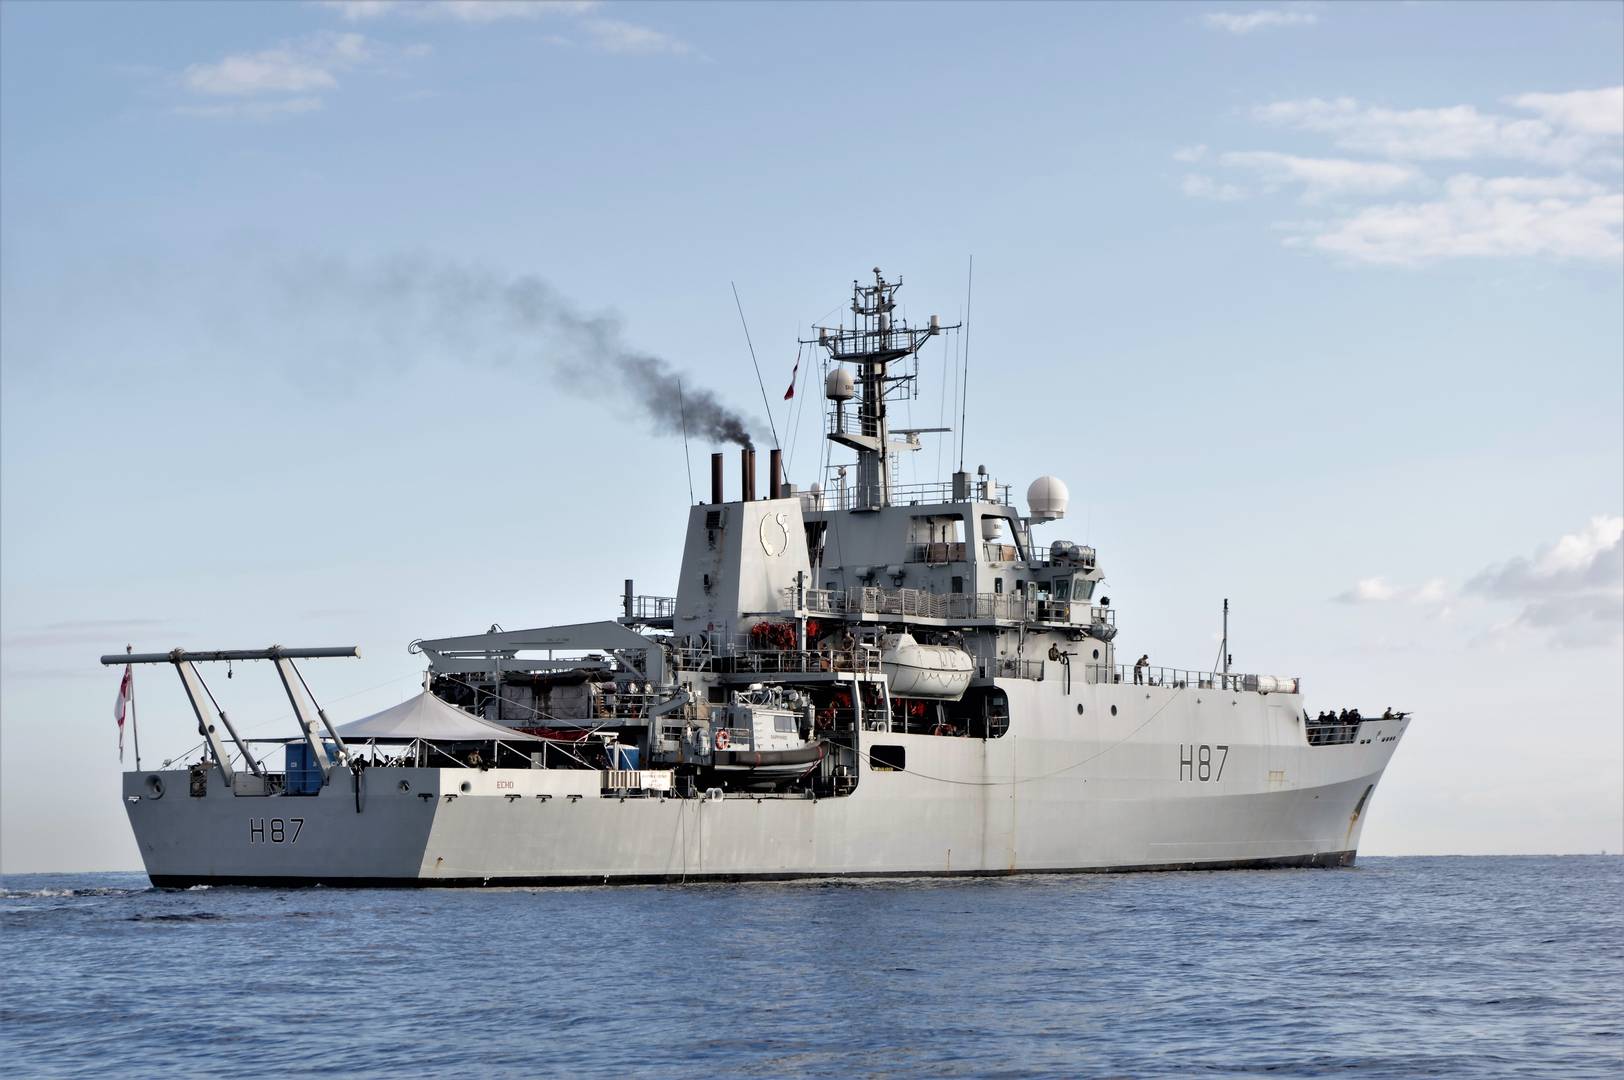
825, 368, 856, 401
1027, 475, 1069, 522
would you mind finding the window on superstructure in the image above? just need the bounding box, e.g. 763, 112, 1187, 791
869, 745, 906, 771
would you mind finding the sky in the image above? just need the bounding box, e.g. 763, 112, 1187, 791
1, 0, 1620, 873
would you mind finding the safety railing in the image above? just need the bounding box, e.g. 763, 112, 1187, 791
677, 636, 882, 677
622, 595, 675, 621
907, 542, 970, 564
815, 479, 1015, 512
904, 539, 1027, 564
1026, 543, 1097, 569
796, 585, 1029, 623
1034, 602, 1116, 627
889, 480, 1014, 506
982, 542, 1021, 563
711, 726, 753, 751
1306, 724, 1359, 747
822, 327, 929, 360
1088, 664, 1301, 693
976, 655, 1044, 681
1090, 664, 1239, 690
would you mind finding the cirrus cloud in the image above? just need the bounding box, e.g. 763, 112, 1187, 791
1179, 86, 1624, 265
1202, 9, 1318, 35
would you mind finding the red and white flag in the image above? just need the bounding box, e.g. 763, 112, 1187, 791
783, 348, 800, 400
114, 664, 132, 762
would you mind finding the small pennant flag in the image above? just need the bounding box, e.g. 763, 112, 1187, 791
114, 664, 132, 762
783, 348, 800, 400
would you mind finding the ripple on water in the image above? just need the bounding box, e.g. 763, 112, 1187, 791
0, 858, 1620, 1079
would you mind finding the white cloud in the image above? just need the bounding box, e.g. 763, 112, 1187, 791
1333, 576, 1453, 610
1336, 518, 1621, 646
315, 0, 691, 56
1181, 173, 1246, 201
1202, 9, 1318, 34
1335, 577, 1399, 603
177, 31, 426, 118
1255, 89, 1624, 169
1219, 150, 1419, 200
1470, 515, 1623, 597
581, 17, 691, 55
1466, 515, 1624, 648
1182, 84, 1624, 263
319, 0, 598, 21
1306, 174, 1623, 264
1507, 87, 1624, 137
183, 37, 359, 96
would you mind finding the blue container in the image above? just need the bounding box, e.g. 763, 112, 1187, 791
284, 743, 329, 794
609, 745, 640, 771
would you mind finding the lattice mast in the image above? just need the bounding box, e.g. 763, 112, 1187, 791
806, 268, 950, 509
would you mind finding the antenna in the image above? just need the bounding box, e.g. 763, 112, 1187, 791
731, 281, 781, 451
958, 255, 973, 471
678, 377, 695, 504
804, 269, 958, 509
1213, 598, 1231, 679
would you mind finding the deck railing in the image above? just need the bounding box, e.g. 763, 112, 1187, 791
1087, 664, 1295, 692
797, 585, 1030, 623
791, 585, 1115, 630
1306, 724, 1359, 746
811, 478, 1015, 512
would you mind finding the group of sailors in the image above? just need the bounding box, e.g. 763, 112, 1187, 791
1309, 707, 1402, 726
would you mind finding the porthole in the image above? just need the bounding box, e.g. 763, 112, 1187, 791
1076, 704, 1085, 715
398, 780, 411, 793
460, 781, 472, 793
1110, 705, 1118, 716
1092, 649, 1100, 660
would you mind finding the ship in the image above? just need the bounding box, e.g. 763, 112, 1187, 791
107, 269, 1409, 887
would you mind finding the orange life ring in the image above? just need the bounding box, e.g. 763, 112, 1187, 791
714, 729, 731, 751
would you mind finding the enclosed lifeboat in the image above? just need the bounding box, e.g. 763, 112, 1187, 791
879, 632, 973, 700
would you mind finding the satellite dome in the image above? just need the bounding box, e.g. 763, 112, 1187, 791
1027, 475, 1069, 522
825, 368, 855, 401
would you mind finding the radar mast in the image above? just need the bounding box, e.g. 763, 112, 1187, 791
806, 268, 954, 509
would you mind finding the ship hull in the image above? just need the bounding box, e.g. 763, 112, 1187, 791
123, 685, 1406, 887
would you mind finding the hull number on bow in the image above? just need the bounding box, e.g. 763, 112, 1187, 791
248, 818, 304, 844
1178, 745, 1228, 782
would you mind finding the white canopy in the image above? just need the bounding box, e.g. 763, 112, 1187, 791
336, 691, 544, 742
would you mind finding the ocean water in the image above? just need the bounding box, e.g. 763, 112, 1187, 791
1, 856, 1620, 1078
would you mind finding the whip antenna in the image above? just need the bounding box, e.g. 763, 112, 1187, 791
678, 377, 695, 503
958, 255, 973, 471
731, 281, 780, 450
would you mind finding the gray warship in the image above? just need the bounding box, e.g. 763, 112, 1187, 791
107, 269, 1409, 886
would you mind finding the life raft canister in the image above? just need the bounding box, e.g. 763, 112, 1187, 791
714, 729, 731, 751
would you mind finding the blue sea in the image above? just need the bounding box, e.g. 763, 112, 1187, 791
2, 856, 1620, 1078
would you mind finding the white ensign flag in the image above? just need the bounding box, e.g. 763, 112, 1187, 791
114, 664, 132, 762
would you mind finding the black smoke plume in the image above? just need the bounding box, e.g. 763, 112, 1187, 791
281, 256, 758, 447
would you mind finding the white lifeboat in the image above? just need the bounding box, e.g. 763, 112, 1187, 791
879, 633, 973, 700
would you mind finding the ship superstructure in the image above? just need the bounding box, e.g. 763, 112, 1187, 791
109, 270, 1409, 886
